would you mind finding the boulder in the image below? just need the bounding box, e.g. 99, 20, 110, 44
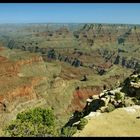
124, 98, 135, 107
96, 109, 101, 113
100, 106, 107, 113
86, 98, 93, 103
112, 100, 119, 107
100, 97, 109, 107
99, 92, 106, 98
130, 82, 140, 88
92, 95, 99, 100
104, 96, 110, 106
100, 97, 106, 102
117, 99, 122, 104
110, 95, 115, 99
108, 90, 116, 95
110, 98, 116, 103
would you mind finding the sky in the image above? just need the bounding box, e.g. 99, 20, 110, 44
0, 3, 140, 24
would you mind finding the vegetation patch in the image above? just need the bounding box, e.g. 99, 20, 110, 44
77, 118, 88, 130
61, 126, 77, 137
106, 103, 115, 112
4, 107, 59, 137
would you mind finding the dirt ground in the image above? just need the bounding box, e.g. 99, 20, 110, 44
74, 106, 140, 137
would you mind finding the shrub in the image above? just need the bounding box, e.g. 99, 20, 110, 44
5, 107, 58, 137
115, 92, 124, 100
106, 103, 115, 112
61, 126, 77, 137
16, 107, 55, 126
77, 118, 88, 130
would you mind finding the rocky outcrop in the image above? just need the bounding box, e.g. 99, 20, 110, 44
65, 72, 140, 127
79, 87, 127, 115
84, 72, 140, 114
122, 72, 140, 98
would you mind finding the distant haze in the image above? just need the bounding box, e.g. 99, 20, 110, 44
0, 3, 140, 24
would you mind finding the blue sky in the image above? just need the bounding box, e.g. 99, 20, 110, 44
0, 3, 140, 24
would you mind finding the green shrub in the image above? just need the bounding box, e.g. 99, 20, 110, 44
5, 107, 58, 137
61, 126, 77, 137
16, 107, 55, 126
77, 118, 88, 130
106, 103, 115, 112
115, 92, 124, 100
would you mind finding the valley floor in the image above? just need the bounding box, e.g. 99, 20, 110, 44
74, 105, 140, 137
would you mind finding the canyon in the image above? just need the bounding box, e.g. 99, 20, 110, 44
0, 23, 139, 136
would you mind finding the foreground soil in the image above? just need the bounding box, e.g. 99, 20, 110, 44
74, 106, 140, 137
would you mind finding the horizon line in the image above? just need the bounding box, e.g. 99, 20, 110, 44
0, 22, 140, 26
